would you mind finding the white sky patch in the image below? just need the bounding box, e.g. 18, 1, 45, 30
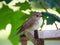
0, 2, 3, 9
47, 9, 60, 17
9, 5, 20, 12
8, 0, 26, 12
8, 0, 19, 6
18, 0, 26, 3
21, 9, 31, 15
0, 24, 12, 39
42, 24, 57, 30
2, 1, 7, 5
0, 1, 7, 9
8, 0, 20, 12
42, 20, 58, 30
0, 24, 12, 45
31, 8, 45, 12
27, 41, 34, 45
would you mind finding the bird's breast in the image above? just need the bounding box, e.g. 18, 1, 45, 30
25, 17, 43, 32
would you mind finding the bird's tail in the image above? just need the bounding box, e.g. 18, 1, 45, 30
13, 30, 24, 38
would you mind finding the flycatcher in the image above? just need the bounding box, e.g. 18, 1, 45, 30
15, 12, 43, 45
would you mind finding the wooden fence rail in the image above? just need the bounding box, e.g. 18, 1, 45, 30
20, 30, 60, 45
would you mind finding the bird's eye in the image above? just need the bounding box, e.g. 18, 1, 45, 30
36, 15, 39, 17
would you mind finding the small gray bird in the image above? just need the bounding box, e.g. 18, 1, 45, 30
15, 12, 43, 45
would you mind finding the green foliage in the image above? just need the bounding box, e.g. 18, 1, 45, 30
0, 0, 60, 45
29, 0, 49, 10
56, 8, 60, 14
45, 0, 59, 8
0, 2, 32, 45
0, 5, 13, 29
15, 1, 31, 10
42, 12, 60, 24
29, 0, 60, 9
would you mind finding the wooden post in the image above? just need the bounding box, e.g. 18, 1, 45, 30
37, 39, 44, 45
34, 30, 44, 45
20, 34, 27, 45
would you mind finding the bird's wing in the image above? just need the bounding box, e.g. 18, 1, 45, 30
20, 17, 36, 32
15, 17, 36, 36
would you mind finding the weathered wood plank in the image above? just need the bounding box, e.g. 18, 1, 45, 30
31, 30, 60, 40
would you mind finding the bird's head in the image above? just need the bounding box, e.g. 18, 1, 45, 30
32, 12, 42, 18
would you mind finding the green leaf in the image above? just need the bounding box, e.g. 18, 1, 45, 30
0, 5, 13, 30
15, 1, 31, 10
29, 0, 60, 9
42, 12, 60, 25
45, 0, 59, 8
56, 8, 60, 14
29, 0, 49, 10
0, 4, 32, 45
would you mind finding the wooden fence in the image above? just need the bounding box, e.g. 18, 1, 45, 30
20, 30, 60, 45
